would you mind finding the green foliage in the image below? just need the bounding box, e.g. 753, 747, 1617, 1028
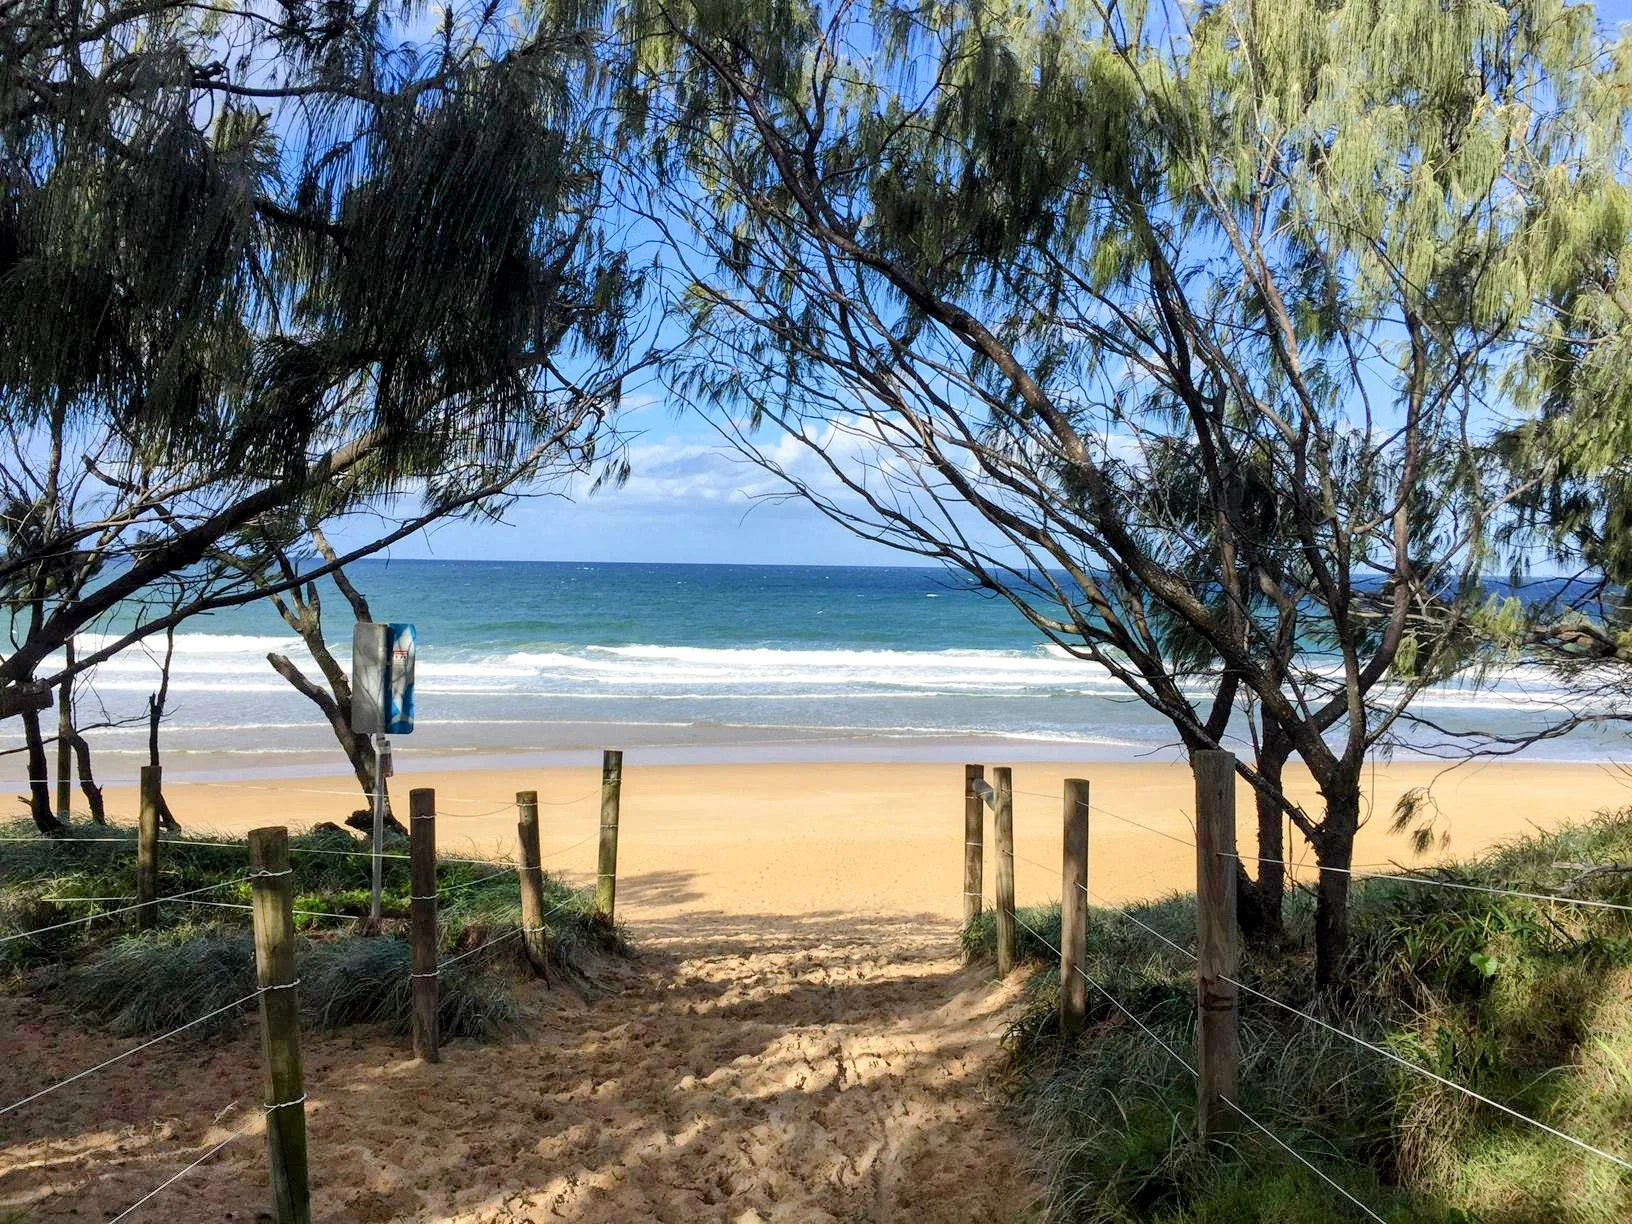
967, 811, 1632, 1221
961, 902, 1064, 965
0, 0, 645, 704
629, 0, 1632, 996
0, 820, 626, 1037
54, 929, 517, 1041
52, 929, 259, 1037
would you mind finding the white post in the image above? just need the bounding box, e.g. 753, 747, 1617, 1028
370, 732, 390, 922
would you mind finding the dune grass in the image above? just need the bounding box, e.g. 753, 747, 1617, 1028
967, 810, 1632, 1223
1, 818, 625, 1040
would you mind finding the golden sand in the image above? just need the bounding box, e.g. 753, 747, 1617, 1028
105, 757, 1632, 920
5, 757, 1624, 1221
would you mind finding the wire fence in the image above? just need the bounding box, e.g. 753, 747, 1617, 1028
102, 1106, 266, 1224
1, 833, 596, 941
0, 877, 254, 944
982, 767, 1632, 1219
0, 773, 616, 1222
11, 774, 608, 828
0, 773, 610, 945
1, 972, 268, 1220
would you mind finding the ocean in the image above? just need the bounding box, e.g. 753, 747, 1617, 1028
9, 560, 1621, 780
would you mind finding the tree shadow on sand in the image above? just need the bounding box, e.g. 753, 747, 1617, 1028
1, 897, 1041, 1223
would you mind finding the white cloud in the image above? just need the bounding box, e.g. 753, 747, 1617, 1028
582, 427, 853, 511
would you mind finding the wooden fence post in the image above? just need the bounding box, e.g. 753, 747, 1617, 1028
515, 790, 551, 978
409, 788, 439, 1063
1195, 749, 1240, 1139
963, 764, 985, 925
248, 827, 311, 1224
1060, 778, 1089, 1038
595, 749, 622, 924
137, 765, 160, 931
994, 766, 1016, 976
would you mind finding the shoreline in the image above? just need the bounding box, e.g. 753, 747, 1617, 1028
75, 756, 1632, 923
47, 731, 1632, 787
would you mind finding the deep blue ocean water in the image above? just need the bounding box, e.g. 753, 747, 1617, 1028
8, 560, 1619, 778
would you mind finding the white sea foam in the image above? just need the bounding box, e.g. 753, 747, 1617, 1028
16, 628, 1610, 763
54, 633, 1588, 713
501, 642, 1119, 693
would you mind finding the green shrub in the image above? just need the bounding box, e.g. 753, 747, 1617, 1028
54, 927, 258, 1036
297, 936, 515, 1039
2, 818, 628, 1039
55, 929, 516, 1040
969, 812, 1632, 1222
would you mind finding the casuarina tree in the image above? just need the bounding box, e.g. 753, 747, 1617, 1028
1, 0, 651, 830
624, 0, 1630, 982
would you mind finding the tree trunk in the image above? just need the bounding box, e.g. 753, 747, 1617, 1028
265, 651, 401, 833
1313, 784, 1361, 991
55, 639, 74, 822
1236, 730, 1291, 943
142, 626, 181, 829
145, 695, 181, 831
69, 729, 107, 824
19, 702, 63, 835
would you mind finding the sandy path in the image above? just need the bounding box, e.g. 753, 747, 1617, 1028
0, 902, 1040, 1222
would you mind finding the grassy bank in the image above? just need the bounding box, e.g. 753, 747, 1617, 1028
966, 811, 1632, 1222
1, 819, 626, 1040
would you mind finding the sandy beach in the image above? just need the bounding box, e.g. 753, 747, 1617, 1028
97, 756, 1632, 919
5, 755, 1628, 1222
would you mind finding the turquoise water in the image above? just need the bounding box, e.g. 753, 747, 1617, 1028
8, 560, 1615, 778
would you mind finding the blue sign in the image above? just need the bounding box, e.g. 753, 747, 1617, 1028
350, 622, 416, 735
384, 623, 415, 734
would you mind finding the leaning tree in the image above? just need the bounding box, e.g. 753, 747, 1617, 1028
625, 0, 1630, 981
0, 0, 651, 831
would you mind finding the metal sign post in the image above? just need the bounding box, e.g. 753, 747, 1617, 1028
370, 733, 392, 921
351, 623, 415, 924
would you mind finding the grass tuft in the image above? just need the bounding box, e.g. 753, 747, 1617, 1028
54, 928, 516, 1040
966, 810, 1632, 1222
1, 818, 626, 1042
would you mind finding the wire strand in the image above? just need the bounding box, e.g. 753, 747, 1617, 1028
0, 834, 515, 869
1009, 911, 1197, 1074
1017, 789, 1201, 850
1089, 887, 1199, 961
165, 898, 361, 923
1007, 912, 1385, 1222
438, 925, 525, 969
436, 893, 581, 970
1226, 852, 1632, 915
540, 832, 597, 860
534, 789, 602, 808
0, 991, 263, 1118
0, 877, 254, 944
1219, 1097, 1388, 1223
1005, 847, 1197, 963
103, 1107, 261, 1223
434, 867, 516, 898
141, 839, 513, 869
1223, 973, 1632, 1172
1010, 843, 1632, 1173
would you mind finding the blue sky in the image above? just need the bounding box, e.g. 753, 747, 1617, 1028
378, 397, 906, 566
365, 0, 1632, 569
